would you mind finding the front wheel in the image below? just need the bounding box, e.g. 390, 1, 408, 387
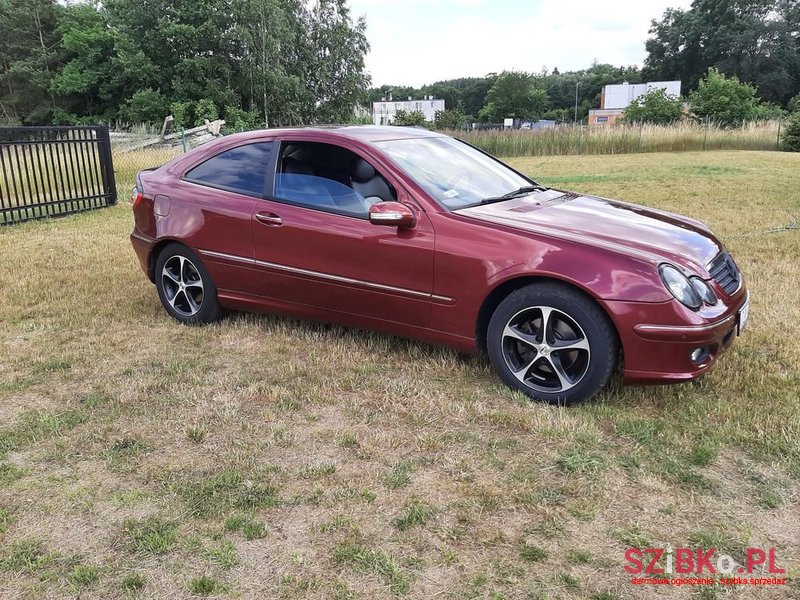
487, 283, 618, 405
154, 243, 222, 324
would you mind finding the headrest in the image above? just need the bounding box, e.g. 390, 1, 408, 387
353, 158, 376, 182
283, 157, 313, 175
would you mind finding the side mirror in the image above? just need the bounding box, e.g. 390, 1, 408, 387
368, 201, 416, 229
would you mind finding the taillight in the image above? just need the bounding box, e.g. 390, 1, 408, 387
131, 188, 143, 208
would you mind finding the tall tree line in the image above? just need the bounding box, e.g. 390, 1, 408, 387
0, 0, 369, 126
643, 0, 800, 106
368, 63, 646, 124
369, 0, 799, 124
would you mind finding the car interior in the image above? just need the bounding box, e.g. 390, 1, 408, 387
275, 142, 396, 217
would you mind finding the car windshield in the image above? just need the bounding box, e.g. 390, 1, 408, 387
374, 136, 535, 210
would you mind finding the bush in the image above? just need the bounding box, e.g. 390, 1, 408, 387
433, 108, 469, 130
224, 106, 261, 130
392, 110, 427, 127
752, 102, 785, 121
121, 89, 169, 124
788, 94, 800, 114
781, 112, 800, 152
170, 101, 192, 128
689, 68, 761, 126
194, 98, 219, 125
622, 88, 683, 124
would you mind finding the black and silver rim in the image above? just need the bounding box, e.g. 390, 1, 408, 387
502, 306, 591, 393
161, 255, 204, 317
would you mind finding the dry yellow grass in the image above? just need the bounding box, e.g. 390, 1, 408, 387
0, 150, 798, 599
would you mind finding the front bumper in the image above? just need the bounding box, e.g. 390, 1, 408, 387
601, 288, 749, 384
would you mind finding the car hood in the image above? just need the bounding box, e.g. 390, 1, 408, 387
454, 189, 721, 275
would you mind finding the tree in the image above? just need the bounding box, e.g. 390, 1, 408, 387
193, 98, 219, 125
478, 71, 549, 122
460, 76, 496, 118
0, 0, 63, 123
304, 0, 370, 124
433, 108, 468, 130
392, 110, 427, 126
105, 0, 238, 116
781, 112, 800, 151
121, 89, 168, 123
644, 0, 800, 106
50, 3, 159, 122
622, 88, 683, 124
420, 83, 460, 111
689, 68, 762, 125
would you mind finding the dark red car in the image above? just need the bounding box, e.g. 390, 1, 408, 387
130, 126, 749, 404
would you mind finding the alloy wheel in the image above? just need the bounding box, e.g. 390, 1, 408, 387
501, 305, 591, 393
161, 255, 204, 317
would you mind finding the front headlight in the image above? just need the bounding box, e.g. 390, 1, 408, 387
690, 277, 717, 305
659, 264, 701, 309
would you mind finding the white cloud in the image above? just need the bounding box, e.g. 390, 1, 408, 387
349, 0, 692, 86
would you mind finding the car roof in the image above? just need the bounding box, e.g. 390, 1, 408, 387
224, 125, 446, 144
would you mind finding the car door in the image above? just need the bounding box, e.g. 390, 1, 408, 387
174, 139, 275, 296
250, 138, 435, 328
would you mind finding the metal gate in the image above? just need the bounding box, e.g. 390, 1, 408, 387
0, 126, 117, 225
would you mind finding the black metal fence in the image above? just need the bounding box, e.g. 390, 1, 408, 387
0, 126, 117, 225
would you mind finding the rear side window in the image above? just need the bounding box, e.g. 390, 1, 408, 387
184, 142, 273, 197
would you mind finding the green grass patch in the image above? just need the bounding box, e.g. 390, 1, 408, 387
393, 499, 432, 531
333, 538, 409, 595
121, 572, 146, 592
383, 461, 415, 489
556, 447, 606, 474
298, 462, 337, 479
0, 538, 53, 573
68, 563, 100, 588
188, 574, 225, 595
123, 517, 178, 554
177, 468, 280, 517
0, 462, 26, 484
0, 507, 13, 534
568, 549, 592, 565
205, 540, 238, 569
0, 408, 88, 458
105, 437, 149, 468
186, 427, 207, 444
520, 544, 548, 562
609, 526, 650, 548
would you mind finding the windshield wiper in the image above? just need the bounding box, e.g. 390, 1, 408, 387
479, 185, 546, 205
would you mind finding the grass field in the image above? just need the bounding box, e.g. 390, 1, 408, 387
450, 121, 783, 157
1, 150, 799, 599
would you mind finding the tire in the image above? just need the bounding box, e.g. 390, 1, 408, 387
154, 243, 222, 324
487, 282, 618, 405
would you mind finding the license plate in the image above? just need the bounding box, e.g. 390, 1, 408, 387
737, 295, 750, 335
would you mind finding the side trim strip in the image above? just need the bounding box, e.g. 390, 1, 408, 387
131, 231, 154, 244
198, 249, 455, 305
635, 314, 735, 335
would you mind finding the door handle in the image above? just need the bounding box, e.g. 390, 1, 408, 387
255, 212, 283, 226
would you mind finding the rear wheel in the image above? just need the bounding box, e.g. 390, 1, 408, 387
487, 283, 617, 405
154, 243, 222, 324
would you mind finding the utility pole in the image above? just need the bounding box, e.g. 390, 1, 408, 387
574, 81, 580, 125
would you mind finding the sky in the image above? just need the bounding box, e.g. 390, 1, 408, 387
346, 0, 693, 87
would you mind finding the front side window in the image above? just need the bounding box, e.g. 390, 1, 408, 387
273, 142, 396, 218
184, 142, 273, 197
374, 136, 531, 210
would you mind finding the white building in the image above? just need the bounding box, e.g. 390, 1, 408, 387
372, 97, 445, 125
602, 81, 682, 110
589, 80, 682, 125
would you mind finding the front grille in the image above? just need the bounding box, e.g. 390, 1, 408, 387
707, 251, 740, 294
